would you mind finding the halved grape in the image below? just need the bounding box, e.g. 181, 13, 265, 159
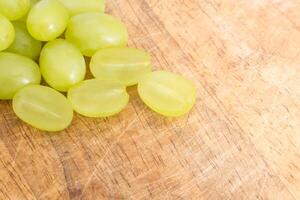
65, 12, 128, 57
0, 14, 15, 51
0, 0, 30, 20
138, 71, 196, 117
7, 21, 42, 60
0, 52, 41, 100
40, 39, 86, 92
13, 85, 73, 131
90, 47, 151, 86
27, 0, 69, 41
67, 79, 129, 117
58, 0, 105, 16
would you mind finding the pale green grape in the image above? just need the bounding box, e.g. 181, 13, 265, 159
0, 0, 30, 20
90, 47, 151, 86
0, 52, 41, 100
58, 0, 105, 16
68, 79, 129, 117
13, 85, 73, 131
27, 0, 69, 41
7, 21, 42, 60
0, 15, 15, 51
40, 39, 86, 92
138, 71, 196, 117
65, 13, 128, 57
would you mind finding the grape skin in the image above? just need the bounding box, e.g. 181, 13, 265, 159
58, 0, 105, 16
90, 47, 152, 86
27, 0, 69, 41
67, 79, 129, 118
0, 14, 15, 51
138, 71, 196, 117
65, 12, 128, 57
0, 0, 30, 20
39, 39, 86, 92
13, 85, 73, 132
0, 52, 41, 100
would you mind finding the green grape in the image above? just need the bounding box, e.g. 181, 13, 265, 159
6, 21, 42, 60
58, 0, 105, 16
27, 0, 69, 41
39, 39, 86, 92
13, 85, 73, 131
65, 13, 128, 57
0, 15, 15, 51
67, 79, 129, 117
90, 47, 152, 86
0, 0, 30, 20
138, 71, 196, 117
0, 52, 41, 100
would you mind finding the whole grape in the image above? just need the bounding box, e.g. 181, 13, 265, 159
27, 0, 69, 41
65, 12, 128, 57
68, 79, 129, 117
39, 39, 86, 92
0, 0, 30, 20
0, 52, 41, 100
90, 47, 151, 86
138, 71, 196, 117
13, 85, 73, 131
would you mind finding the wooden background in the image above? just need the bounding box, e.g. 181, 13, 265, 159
1, 0, 300, 199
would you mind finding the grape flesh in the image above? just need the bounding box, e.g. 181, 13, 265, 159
7, 21, 42, 60
58, 0, 105, 16
0, 0, 30, 20
0, 52, 41, 100
39, 39, 86, 92
90, 47, 151, 86
27, 0, 69, 41
138, 71, 196, 117
13, 85, 73, 131
67, 79, 129, 117
65, 12, 128, 57
0, 14, 15, 51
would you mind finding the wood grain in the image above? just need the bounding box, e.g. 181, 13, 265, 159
1, 0, 300, 199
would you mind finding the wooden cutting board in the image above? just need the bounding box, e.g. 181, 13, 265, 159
1, 0, 300, 199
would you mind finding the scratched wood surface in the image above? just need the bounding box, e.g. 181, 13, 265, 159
1, 0, 300, 199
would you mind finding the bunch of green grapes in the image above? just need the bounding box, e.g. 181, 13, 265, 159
0, 0, 197, 132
